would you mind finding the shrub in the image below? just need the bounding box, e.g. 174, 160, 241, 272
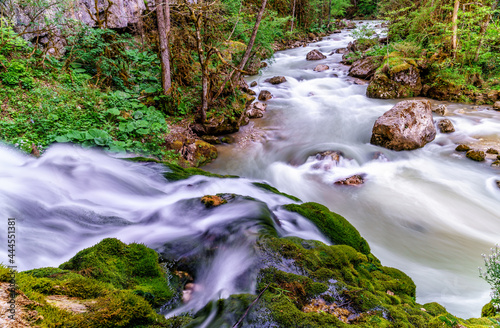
480, 244, 500, 310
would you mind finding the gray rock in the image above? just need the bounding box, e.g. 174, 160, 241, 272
266, 76, 287, 84
367, 64, 422, 99
348, 56, 383, 80
434, 104, 448, 116
314, 64, 329, 72
258, 90, 272, 101
306, 49, 326, 60
370, 100, 436, 151
438, 119, 455, 133
247, 102, 267, 119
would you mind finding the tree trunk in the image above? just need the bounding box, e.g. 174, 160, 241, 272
451, 0, 460, 58
291, 0, 296, 32
156, 0, 172, 95
328, 0, 331, 27
232, 0, 268, 84
211, 0, 268, 102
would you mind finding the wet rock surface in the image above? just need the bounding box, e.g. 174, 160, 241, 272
370, 100, 436, 151
306, 49, 327, 61
438, 119, 455, 133
258, 90, 273, 101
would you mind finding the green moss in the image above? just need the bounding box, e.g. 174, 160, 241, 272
481, 300, 499, 317
0, 263, 14, 282
163, 162, 238, 181
423, 302, 447, 316
125, 157, 238, 181
59, 238, 175, 307
283, 202, 370, 254
252, 182, 302, 202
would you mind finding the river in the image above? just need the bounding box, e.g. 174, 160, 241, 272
0, 21, 498, 322
205, 21, 500, 318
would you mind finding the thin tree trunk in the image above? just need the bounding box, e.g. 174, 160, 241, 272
328, 0, 331, 27
232, 0, 268, 84
291, 0, 296, 32
452, 0, 460, 58
156, 0, 172, 95
474, 0, 497, 62
211, 0, 267, 102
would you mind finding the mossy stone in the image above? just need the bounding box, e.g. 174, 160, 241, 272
481, 300, 499, 317
253, 182, 301, 202
283, 202, 370, 254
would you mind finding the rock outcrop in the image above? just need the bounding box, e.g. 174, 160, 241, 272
348, 56, 383, 80
306, 49, 327, 60
370, 100, 436, 151
367, 60, 422, 99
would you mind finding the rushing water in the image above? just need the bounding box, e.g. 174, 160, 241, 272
205, 21, 500, 318
0, 22, 498, 323
0, 143, 330, 319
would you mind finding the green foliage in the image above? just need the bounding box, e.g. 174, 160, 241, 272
65, 26, 160, 91
357, 0, 378, 16
0, 263, 13, 282
480, 244, 500, 310
283, 202, 371, 254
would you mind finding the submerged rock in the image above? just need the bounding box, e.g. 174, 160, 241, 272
201, 195, 227, 208
438, 119, 455, 133
306, 49, 326, 60
266, 76, 287, 84
370, 100, 436, 151
486, 148, 499, 154
334, 174, 365, 186
456, 144, 470, 152
258, 90, 273, 101
348, 56, 383, 80
466, 150, 485, 162
315, 150, 342, 162
313, 64, 329, 72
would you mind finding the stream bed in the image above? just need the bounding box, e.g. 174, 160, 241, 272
205, 21, 500, 318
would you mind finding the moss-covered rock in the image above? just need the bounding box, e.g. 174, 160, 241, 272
252, 182, 301, 202
367, 55, 422, 99
3, 239, 180, 327
283, 202, 370, 254
59, 238, 176, 307
481, 300, 499, 317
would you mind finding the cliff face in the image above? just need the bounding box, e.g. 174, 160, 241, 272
11, 0, 148, 54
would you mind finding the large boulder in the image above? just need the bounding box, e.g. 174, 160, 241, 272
367, 61, 422, 99
370, 100, 436, 151
348, 56, 383, 80
306, 49, 326, 60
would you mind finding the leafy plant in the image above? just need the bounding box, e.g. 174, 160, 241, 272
480, 245, 500, 310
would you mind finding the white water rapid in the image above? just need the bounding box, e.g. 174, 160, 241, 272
0, 143, 329, 319
205, 21, 500, 318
